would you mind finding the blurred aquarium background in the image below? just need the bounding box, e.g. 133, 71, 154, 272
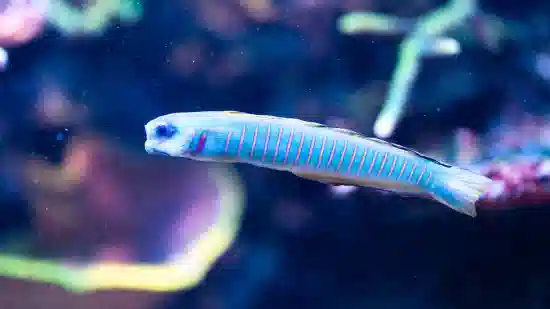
2, 0, 550, 308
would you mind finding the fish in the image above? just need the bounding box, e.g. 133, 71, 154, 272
144, 111, 493, 217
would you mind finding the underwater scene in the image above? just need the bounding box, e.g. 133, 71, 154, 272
1, 0, 550, 308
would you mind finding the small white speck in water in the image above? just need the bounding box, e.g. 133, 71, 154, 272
0, 47, 8, 70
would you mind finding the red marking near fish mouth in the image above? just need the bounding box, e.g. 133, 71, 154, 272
196, 132, 207, 153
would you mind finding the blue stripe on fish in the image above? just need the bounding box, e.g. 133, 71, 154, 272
407, 163, 418, 182
367, 151, 380, 175
266, 124, 281, 164
260, 124, 272, 162
288, 130, 304, 166
387, 155, 398, 178
391, 155, 406, 180
294, 133, 312, 168
282, 128, 296, 165
314, 135, 327, 169
273, 126, 285, 165
352, 146, 368, 176
274, 127, 289, 165
223, 131, 233, 154
249, 125, 259, 158
306, 135, 317, 168
236, 125, 247, 157
293, 131, 306, 166
358, 147, 378, 177
397, 157, 409, 180
416, 165, 427, 185
376, 152, 388, 178
224, 129, 239, 158
343, 143, 358, 175
325, 140, 336, 169
258, 125, 271, 161
335, 140, 348, 173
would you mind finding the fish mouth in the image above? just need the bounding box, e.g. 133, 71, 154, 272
148, 149, 171, 156
145, 140, 170, 156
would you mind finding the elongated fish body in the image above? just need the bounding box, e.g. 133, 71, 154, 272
145, 111, 492, 217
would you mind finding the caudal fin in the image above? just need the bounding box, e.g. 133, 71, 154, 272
430, 166, 492, 217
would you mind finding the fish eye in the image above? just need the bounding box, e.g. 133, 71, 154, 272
155, 123, 177, 139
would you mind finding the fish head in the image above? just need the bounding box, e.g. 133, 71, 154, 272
144, 112, 237, 160
144, 113, 202, 158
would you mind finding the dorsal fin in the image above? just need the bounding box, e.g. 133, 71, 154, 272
366, 137, 452, 167
323, 125, 453, 168
331, 127, 364, 137
223, 111, 255, 117
225, 111, 288, 122
224, 111, 329, 128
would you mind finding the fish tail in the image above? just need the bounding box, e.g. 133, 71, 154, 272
428, 166, 492, 217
